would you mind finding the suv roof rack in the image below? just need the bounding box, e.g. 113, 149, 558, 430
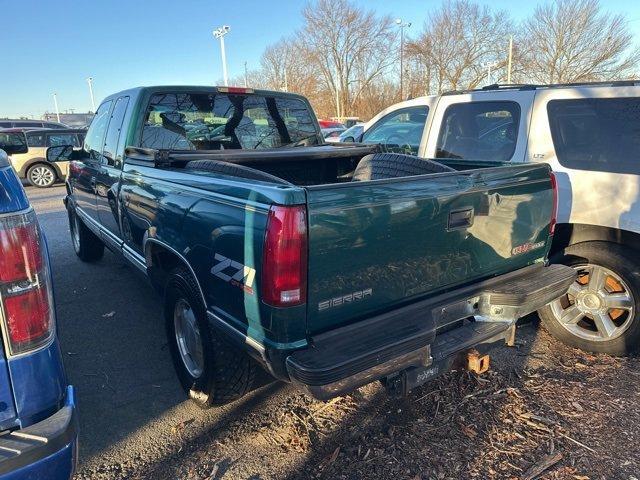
442, 80, 640, 96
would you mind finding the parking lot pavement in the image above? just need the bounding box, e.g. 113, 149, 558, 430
27, 184, 640, 480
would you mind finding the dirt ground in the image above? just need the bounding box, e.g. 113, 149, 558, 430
77, 321, 639, 480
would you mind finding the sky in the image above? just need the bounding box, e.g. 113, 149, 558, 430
1, 0, 639, 118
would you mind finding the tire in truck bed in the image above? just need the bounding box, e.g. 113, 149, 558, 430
352, 153, 454, 181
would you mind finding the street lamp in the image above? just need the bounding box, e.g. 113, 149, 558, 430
213, 25, 231, 86
52, 93, 60, 123
396, 19, 411, 100
86, 77, 96, 112
482, 61, 499, 86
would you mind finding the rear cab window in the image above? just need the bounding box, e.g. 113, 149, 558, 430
140, 91, 319, 150
435, 101, 520, 161
362, 106, 428, 155
547, 97, 640, 174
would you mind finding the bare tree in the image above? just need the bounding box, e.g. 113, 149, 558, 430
518, 0, 639, 83
301, 0, 397, 117
406, 1, 514, 93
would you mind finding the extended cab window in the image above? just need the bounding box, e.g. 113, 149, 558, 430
548, 97, 640, 174
103, 96, 130, 168
140, 92, 319, 150
362, 106, 428, 155
436, 101, 520, 161
84, 101, 112, 161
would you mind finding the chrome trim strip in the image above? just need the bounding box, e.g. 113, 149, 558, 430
144, 238, 207, 306
75, 207, 102, 237
122, 245, 147, 274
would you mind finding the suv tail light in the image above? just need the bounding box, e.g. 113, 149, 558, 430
549, 171, 558, 236
0, 210, 55, 355
261, 205, 307, 307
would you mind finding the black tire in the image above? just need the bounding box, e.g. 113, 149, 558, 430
164, 266, 255, 408
27, 163, 57, 188
351, 153, 455, 181
185, 160, 289, 184
68, 206, 104, 262
538, 241, 640, 356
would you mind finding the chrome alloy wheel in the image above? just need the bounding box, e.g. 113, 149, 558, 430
173, 298, 205, 378
29, 166, 55, 187
549, 264, 635, 341
71, 213, 81, 253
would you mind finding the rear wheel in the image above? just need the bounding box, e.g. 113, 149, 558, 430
68, 207, 104, 262
539, 241, 640, 355
165, 266, 255, 408
27, 164, 57, 188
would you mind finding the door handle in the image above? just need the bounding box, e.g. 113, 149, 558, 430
448, 208, 474, 230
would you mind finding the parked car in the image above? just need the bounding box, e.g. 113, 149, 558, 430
0, 129, 85, 188
322, 127, 346, 142
49, 85, 572, 406
337, 123, 364, 142
0, 140, 77, 479
358, 81, 640, 355
0, 119, 67, 130
318, 119, 344, 129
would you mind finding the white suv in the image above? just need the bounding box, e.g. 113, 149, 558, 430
358, 81, 640, 355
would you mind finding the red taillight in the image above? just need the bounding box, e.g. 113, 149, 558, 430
549, 172, 558, 236
0, 210, 55, 355
261, 205, 307, 307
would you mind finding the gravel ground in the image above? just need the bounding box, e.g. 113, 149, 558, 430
28, 184, 640, 480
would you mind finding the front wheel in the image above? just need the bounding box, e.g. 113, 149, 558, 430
27, 164, 57, 188
164, 267, 255, 408
539, 241, 640, 355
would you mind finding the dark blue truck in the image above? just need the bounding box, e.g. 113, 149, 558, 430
0, 137, 77, 479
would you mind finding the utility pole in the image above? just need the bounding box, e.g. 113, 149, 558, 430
52, 93, 60, 123
213, 25, 231, 86
334, 65, 340, 119
483, 61, 499, 86
396, 19, 412, 100
244, 61, 248, 88
86, 77, 96, 112
506, 36, 513, 84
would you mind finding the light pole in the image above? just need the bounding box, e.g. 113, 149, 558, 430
482, 61, 499, 86
396, 19, 412, 100
52, 93, 61, 123
213, 25, 231, 86
86, 77, 96, 112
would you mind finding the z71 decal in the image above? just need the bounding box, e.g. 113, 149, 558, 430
211, 253, 256, 295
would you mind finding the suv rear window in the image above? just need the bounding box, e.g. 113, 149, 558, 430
436, 101, 520, 161
26, 131, 45, 147
140, 92, 319, 150
548, 98, 640, 174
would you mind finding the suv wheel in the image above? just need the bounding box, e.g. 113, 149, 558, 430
165, 266, 255, 408
539, 241, 640, 355
27, 164, 57, 188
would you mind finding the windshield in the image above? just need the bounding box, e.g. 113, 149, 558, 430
140, 92, 320, 150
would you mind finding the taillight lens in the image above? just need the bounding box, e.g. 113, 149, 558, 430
0, 210, 55, 355
261, 205, 307, 307
549, 172, 558, 236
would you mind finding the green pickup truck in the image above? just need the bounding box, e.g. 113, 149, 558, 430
48, 86, 575, 407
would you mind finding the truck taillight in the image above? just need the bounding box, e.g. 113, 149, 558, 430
261, 205, 307, 307
0, 210, 55, 355
549, 172, 558, 236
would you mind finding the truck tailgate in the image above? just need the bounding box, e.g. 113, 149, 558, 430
305, 163, 554, 334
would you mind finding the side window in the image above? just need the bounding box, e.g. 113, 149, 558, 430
25, 132, 45, 147
548, 97, 640, 174
0, 122, 11, 128
19, 122, 43, 128
46, 133, 80, 147
436, 101, 520, 161
362, 106, 428, 155
84, 101, 113, 162
102, 96, 130, 168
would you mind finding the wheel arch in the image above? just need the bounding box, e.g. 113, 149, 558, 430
144, 238, 207, 306
551, 223, 640, 255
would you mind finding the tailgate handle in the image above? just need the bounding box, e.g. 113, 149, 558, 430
448, 208, 474, 230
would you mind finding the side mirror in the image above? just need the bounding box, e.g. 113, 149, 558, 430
0, 142, 28, 155
46, 145, 75, 162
